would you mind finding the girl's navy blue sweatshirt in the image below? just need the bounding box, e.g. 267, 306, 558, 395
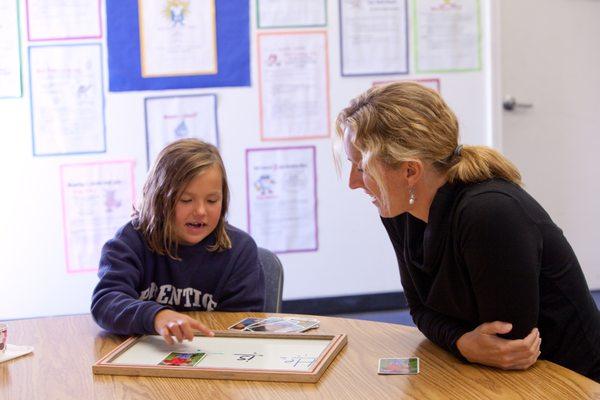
91, 222, 265, 335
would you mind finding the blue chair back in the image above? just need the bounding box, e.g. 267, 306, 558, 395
257, 247, 284, 313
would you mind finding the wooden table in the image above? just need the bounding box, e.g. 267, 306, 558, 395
1, 312, 598, 399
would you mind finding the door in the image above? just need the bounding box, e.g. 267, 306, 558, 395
500, 0, 600, 288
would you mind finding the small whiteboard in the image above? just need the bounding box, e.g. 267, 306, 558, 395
93, 331, 347, 383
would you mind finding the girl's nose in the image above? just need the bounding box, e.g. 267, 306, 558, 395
194, 203, 207, 216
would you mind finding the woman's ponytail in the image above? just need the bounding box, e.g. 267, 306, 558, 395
446, 145, 522, 185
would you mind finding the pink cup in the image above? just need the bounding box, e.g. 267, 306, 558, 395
0, 323, 7, 354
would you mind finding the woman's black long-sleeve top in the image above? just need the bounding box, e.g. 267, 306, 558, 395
381, 179, 600, 382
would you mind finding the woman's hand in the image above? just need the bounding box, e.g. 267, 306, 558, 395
153, 309, 214, 345
456, 321, 541, 370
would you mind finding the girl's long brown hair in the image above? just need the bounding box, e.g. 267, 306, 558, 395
133, 138, 231, 259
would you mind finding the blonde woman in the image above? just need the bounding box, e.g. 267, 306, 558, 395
336, 82, 600, 382
92, 139, 265, 344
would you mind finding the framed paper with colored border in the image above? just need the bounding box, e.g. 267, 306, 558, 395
256, 0, 327, 29
137, 0, 217, 78
413, 0, 482, 73
257, 31, 330, 141
144, 93, 220, 169
29, 44, 106, 157
339, 0, 409, 76
60, 160, 136, 273
107, 0, 250, 91
25, 0, 102, 42
246, 146, 319, 254
0, 0, 22, 98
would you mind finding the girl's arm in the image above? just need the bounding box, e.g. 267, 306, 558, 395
91, 234, 167, 335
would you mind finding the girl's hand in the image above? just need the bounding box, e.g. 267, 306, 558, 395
153, 309, 214, 345
456, 321, 541, 370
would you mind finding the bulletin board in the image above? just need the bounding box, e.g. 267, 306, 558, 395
0, 0, 499, 321
93, 331, 348, 383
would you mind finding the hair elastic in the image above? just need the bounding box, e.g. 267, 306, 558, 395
453, 145, 463, 158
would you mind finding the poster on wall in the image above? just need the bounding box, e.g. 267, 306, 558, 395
0, 0, 22, 98
258, 31, 330, 141
339, 0, 408, 76
106, 0, 250, 91
29, 44, 106, 156
138, 0, 217, 77
144, 93, 219, 169
414, 0, 482, 72
373, 78, 441, 92
25, 0, 102, 41
60, 160, 136, 273
246, 146, 318, 254
257, 0, 327, 29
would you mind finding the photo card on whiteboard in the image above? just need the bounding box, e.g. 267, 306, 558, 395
144, 93, 220, 169
246, 146, 319, 254
93, 331, 347, 383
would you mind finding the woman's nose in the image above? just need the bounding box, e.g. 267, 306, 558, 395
348, 167, 363, 190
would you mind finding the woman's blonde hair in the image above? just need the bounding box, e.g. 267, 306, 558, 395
133, 138, 231, 259
335, 82, 522, 195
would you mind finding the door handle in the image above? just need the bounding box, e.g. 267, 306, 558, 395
503, 95, 533, 111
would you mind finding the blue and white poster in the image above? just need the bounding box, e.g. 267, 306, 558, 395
144, 93, 219, 168
29, 44, 106, 156
106, 0, 250, 91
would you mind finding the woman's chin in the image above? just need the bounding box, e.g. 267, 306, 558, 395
377, 206, 406, 218
376, 207, 392, 218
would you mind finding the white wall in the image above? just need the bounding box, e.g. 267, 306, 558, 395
0, 0, 494, 320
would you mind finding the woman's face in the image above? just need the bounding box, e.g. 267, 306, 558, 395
343, 126, 408, 218
173, 165, 223, 245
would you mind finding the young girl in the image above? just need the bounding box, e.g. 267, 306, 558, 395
91, 139, 265, 344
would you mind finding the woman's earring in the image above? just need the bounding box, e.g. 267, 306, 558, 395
408, 189, 416, 206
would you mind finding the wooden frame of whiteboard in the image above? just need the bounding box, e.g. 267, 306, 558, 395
92, 330, 348, 383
